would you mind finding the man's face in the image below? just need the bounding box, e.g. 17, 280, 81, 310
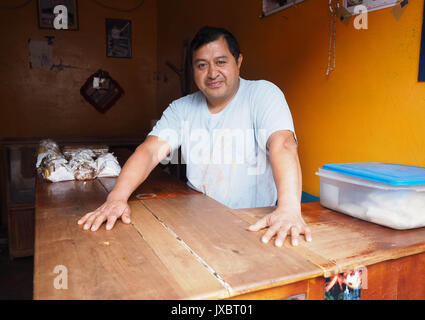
192, 36, 243, 106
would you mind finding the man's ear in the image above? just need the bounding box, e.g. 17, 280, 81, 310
237, 53, 243, 69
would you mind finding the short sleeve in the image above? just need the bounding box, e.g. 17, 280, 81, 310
251, 81, 297, 150
148, 102, 182, 152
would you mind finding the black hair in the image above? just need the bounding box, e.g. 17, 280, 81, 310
189, 26, 241, 64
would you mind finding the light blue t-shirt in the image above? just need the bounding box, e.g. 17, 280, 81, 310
148, 78, 297, 209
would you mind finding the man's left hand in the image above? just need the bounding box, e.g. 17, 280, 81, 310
248, 207, 312, 247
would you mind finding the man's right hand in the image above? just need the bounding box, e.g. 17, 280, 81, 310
76, 136, 170, 232
77, 200, 131, 231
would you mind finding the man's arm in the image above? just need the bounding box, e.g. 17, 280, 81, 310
248, 130, 312, 246
77, 135, 171, 231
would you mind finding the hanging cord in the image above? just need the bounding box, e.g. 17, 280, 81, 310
88, 0, 145, 12
0, 0, 33, 9
326, 0, 338, 76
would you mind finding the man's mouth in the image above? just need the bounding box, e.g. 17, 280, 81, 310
207, 81, 223, 88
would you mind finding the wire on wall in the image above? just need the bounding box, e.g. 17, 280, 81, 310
0, 0, 33, 9
89, 0, 145, 12
326, 0, 338, 76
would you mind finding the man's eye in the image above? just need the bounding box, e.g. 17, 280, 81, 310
217, 61, 226, 65
197, 63, 207, 69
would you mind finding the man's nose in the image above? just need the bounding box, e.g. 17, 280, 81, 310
207, 65, 219, 79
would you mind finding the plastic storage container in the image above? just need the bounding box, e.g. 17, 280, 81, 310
316, 163, 425, 230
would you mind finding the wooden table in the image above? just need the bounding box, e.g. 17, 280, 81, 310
34, 168, 425, 300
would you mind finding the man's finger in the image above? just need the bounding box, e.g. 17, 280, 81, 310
83, 214, 98, 231
248, 216, 268, 232
304, 226, 312, 242
121, 207, 131, 224
275, 225, 291, 247
91, 214, 107, 231
106, 215, 118, 230
290, 226, 299, 246
78, 211, 95, 225
261, 224, 280, 244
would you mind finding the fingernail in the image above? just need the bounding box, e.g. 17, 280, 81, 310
83, 224, 89, 230
262, 237, 268, 243
106, 225, 111, 230
293, 239, 298, 246
276, 240, 282, 247
91, 226, 96, 231
307, 237, 312, 242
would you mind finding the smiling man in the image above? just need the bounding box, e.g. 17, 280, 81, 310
78, 26, 312, 247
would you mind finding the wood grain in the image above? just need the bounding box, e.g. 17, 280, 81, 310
35, 173, 425, 300
140, 195, 323, 297
226, 280, 309, 300
98, 166, 199, 201
8, 205, 34, 258
234, 203, 425, 277
129, 200, 228, 299
395, 252, 425, 299
359, 259, 399, 300
34, 178, 225, 299
35, 175, 107, 212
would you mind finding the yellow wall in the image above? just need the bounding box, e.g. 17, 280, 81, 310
1, 0, 423, 196
157, 0, 425, 196
0, 0, 157, 139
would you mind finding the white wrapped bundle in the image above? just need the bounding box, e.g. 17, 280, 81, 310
41, 157, 75, 182
63, 145, 108, 158
38, 139, 60, 153
68, 149, 97, 181
36, 139, 62, 168
68, 149, 96, 164
96, 153, 121, 177
36, 140, 122, 182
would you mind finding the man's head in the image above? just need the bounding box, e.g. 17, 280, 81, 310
189, 26, 241, 64
190, 26, 243, 108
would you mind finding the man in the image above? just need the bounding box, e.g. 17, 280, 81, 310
78, 26, 312, 247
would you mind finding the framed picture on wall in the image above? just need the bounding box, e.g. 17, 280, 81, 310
261, 0, 305, 18
342, 0, 399, 15
106, 19, 132, 58
37, 0, 79, 30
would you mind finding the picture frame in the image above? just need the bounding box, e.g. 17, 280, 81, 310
80, 69, 125, 114
106, 19, 132, 58
37, 0, 79, 31
261, 0, 305, 18
342, 0, 398, 15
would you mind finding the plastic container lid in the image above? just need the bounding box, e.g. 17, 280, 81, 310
321, 163, 425, 186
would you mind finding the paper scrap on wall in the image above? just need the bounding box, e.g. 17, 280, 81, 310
29, 39, 53, 69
